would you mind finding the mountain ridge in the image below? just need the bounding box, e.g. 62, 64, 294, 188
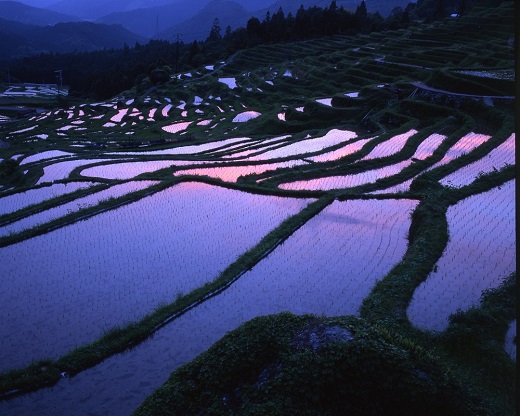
0, 0, 81, 25
0, 19, 146, 59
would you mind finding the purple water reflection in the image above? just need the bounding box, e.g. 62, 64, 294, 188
281, 133, 447, 192
428, 132, 491, 168
309, 137, 372, 163
0, 182, 311, 371
407, 181, 515, 332
360, 129, 417, 160
0, 181, 157, 237
81, 161, 177, 180
174, 160, 307, 182
0, 198, 415, 416
440, 134, 515, 187
505, 320, 516, 361
0, 182, 95, 216
249, 129, 357, 161
36, 159, 111, 184
280, 161, 413, 191
20, 151, 74, 165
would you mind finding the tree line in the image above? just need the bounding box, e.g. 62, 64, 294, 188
0, 0, 489, 100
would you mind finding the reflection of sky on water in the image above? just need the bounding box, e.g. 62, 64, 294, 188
441, 134, 515, 187
280, 161, 413, 191
281, 131, 445, 191
374, 133, 508, 194
0, 198, 415, 415
249, 129, 357, 161
0, 182, 95, 216
309, 137, 372, 163
505, 320, 516, 360
20, 151, 74, 165
360, 129, 417, 160
105, 136, 252, 157
427, 132, 491, 168
0, 182, 310, 372
36, 159, 111, 184
81, 161, 177, 180
407, 180, 515, 332
162, 121, 192, 134
0, 181, 157, 237
174, 160, 307, 182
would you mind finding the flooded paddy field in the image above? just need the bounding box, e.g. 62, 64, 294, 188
0, 183, 310, 371
0, 2, 515, 414
407, 180, 515, 332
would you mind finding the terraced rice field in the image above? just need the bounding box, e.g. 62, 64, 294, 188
0, 2, 515, 415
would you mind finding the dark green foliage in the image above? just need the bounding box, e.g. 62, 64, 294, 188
134, 315, 484, 416
0, 158, 22, 185
0, 360, 60, 400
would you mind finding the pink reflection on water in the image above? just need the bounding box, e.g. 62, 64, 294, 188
223, 136, 292, 159
280, 161, 413, 191
441, 134, 515, 187
107, 137, 254, 157
413, 133, 447, 160
174, 160, 307, 182
283, 133, 449, 192
162, 121, 192, 134
0, 182, 312, 371
81, 160, 178, 180
429, 132, 491, 168
407, 180, 515, 332
110, 108, 128, 123
309, 137, 372, 163
161, 104, 173, 117
361, 129, 417, 160
249, 129, 357, 161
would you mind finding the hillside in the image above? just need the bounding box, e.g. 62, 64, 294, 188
0, 20, 146, 59
157, 0, 250, 42
47, 0, 179, 20
97, 0, 209, 38
0, 0, 515, 415
0, 0, 81, 25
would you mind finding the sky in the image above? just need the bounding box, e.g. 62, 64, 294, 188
9, 0, 275, 8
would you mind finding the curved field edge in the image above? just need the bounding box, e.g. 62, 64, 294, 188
0, 195, 333, 398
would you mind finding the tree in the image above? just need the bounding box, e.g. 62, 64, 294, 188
207, 18, 222, 42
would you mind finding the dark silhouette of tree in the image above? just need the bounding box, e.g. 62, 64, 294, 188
207, 18, 222, 42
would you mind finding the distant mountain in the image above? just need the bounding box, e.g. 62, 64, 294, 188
0, 19, 146, 59
96, 0, 274, 39
233, 0, 273, 11
97, 0, 210, 39
0, 0, 81, 25
47, 0, 180, 20
157, 0, 250, 43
